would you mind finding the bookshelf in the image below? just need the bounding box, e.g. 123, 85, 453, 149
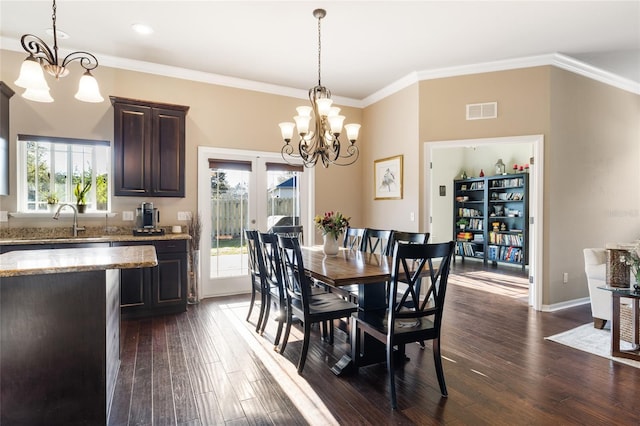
453, 173, 529, 270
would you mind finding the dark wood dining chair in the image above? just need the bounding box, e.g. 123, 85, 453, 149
388, 231, 431, 303
245, 229, 268, 333
270, 225, 304, 244
387, 231, 432, 347
350, 241, 455, 409
343, 227, 365, 250
361, 228, 394, 256
277, 235, 358, 374
389, 231, 430, 246
257, 232, 287, 348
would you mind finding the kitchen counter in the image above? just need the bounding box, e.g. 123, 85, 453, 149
0, 245, 157, 424
0, 245, 158, 277
0, 232, 190, 246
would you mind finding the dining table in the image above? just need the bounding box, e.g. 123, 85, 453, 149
300, 245, 394, 375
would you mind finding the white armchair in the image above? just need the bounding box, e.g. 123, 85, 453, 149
583, 248, 610, 328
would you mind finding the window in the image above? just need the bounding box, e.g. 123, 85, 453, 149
18, 134, 111, 213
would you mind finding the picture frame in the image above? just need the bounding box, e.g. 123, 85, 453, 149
374, 155, 403, 200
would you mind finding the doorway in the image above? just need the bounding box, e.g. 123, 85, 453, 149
197, 147, 313, 298
424, 135, 544, 310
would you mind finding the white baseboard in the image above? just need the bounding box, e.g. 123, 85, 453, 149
541, 297, 590, 312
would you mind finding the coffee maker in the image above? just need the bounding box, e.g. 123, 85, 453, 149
133, 202, 164, 235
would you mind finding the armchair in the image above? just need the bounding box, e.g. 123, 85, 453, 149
584, 247, 639, 343
583, 248, 610, 329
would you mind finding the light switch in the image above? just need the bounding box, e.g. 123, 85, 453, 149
0, 211, 7, 222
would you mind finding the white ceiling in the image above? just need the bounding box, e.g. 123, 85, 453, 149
1, 1, 639, 103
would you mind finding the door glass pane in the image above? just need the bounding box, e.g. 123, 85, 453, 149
210, 167, 250, 278
266, 170, 301, 229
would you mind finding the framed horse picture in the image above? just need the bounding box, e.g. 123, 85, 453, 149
374, 155, 403, 200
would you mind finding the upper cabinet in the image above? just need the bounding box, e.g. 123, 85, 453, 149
110, 96, 189, 197
0, 82, 15, 196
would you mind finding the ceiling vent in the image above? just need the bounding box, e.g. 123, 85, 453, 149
466, 102, 497, 120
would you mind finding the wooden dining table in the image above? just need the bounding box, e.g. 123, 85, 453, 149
300, 246, 393, 375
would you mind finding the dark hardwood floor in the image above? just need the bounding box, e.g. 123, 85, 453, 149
108, 263, 640, 425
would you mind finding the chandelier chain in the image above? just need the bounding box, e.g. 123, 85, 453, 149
51, 0, 59, 62
317, 13, 322, 86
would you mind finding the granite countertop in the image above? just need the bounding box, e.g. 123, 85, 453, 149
0, 245, 158, 277
0, 230, 191, 246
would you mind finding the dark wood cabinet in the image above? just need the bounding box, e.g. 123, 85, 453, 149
115, 239, 188, 318
110, 96, 189, 197
0, 82, 15, 196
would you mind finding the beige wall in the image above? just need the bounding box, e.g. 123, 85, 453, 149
0, 49, 363, 237
547, 68, 640, 304
361, 84, 420, 231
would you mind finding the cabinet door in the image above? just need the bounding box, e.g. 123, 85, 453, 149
113, 103, 152, 196
120, 267, 147, 307
151, 108, 185, 197
152, 252, 187, 305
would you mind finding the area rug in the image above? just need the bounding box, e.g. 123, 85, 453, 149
545, 323, 640, 369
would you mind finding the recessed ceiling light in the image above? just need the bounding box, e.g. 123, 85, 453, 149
46, 28, 69, 39
131, 23, 154, 35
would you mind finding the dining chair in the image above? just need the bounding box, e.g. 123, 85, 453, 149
257, 232, 287, 347
343, 227, 365, 250
388, 232, 431, 302
361, 228, 394, 256
277, 235, 358, 374
387, 231, 432, 347
350, 241, 455, 409
389, 231, 430, 246
245, 229, 268, 333
270, 225, 304, 244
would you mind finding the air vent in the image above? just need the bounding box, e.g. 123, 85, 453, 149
466, 102, 497, 120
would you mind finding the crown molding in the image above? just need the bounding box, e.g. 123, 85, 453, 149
362, 53, 639, 106
3, 36, 636, 109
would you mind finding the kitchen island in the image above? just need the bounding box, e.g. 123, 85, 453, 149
0, 245, 157, 425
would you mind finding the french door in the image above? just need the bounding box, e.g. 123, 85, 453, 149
197, 147, 313, 298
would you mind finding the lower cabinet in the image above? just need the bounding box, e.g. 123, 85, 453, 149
113, 240, 188, 319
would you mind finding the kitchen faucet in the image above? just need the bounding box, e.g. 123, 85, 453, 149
53, 204, 86, 237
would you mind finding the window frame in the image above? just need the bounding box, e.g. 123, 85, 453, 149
17, 134, 112, 214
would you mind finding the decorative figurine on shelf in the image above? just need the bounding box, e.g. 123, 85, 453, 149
512, 163, 518, 173
495, 159, 506, 175
492, 222, 500, 232
500, 223, 507, 231
479, 169, 485, 177
524, 163, 530, 173
461, 170, 468, 179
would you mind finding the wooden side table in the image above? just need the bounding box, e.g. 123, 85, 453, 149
600, 287, 640, 360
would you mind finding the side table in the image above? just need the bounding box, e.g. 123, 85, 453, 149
599, 286, 640, 361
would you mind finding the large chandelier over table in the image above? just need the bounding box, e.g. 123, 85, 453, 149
14, 0, 104, 103
279, 9, 361, 168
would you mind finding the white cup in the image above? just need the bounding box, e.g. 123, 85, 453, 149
171, 225, 182, 234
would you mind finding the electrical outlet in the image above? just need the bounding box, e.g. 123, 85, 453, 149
563, 272, 569, 283
122, 211, 134, 221
410, 212, 415, 221
177, 211, 192, 221
0, 211, 7, 222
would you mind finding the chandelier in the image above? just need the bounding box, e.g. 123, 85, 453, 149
14, 0, 104, 103
279, 9, 361, 168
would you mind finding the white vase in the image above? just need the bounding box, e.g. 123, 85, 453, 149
323, 234, 340, 256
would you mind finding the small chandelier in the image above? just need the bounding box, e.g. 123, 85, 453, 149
279, 9, 361, 168
14, 0, 104, 103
